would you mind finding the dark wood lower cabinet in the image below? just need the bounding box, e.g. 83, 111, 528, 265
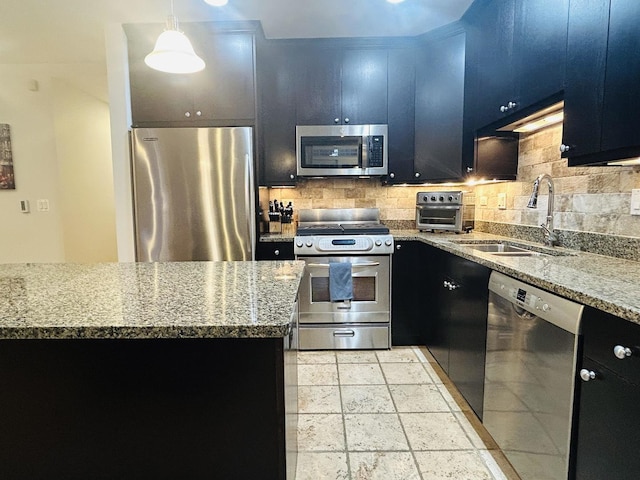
574, 307, 640, 479
256, 240, 295, 260
427, 248, 490, 419
391, 241, 490, 419
391, 241, 437, 346
0, 337, 296, 480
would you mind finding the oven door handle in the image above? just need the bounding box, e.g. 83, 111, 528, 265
306, 262, 380, 268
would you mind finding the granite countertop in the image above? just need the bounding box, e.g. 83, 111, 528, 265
259, 231, 640, 325
391, 230, 640, 325
0, 261, 305, 340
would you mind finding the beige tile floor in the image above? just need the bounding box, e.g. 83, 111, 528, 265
296, 346, 519, 480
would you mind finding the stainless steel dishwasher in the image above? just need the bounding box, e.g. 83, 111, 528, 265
484, 271, 584, 480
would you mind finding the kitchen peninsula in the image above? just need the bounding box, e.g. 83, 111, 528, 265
0, 261, 304, 479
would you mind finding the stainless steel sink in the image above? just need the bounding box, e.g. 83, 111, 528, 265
454, 241, 574, 257
469, 244, 531, 253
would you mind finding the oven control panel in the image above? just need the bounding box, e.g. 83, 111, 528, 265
417, 191, 464, 205
294, 235, 394, 255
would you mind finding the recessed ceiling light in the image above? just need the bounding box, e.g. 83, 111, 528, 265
204, 0, 228, 6
387, 0, 405, 3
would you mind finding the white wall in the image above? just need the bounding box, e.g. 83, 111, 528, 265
51, 77, 117, 262
0, 64, 117, 263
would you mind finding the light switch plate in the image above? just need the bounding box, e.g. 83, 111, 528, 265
37, 199, 50, 212
497, 193, 507, 210
20, 200, 30, 213
631, 189, 640, 216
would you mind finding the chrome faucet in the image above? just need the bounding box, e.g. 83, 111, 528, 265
527, 173, 559, 247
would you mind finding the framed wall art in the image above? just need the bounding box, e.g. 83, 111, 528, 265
1, 124, 15, 190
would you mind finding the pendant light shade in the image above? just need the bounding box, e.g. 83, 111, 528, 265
145, 12, 205, 74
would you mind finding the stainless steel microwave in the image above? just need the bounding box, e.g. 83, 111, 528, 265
296, 124, 388, 177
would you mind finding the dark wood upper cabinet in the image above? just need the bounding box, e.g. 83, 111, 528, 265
600, 0, 640, 153
414, 29, 467, 182
386, 46, 416, 184
294, 43, 388, 126
341, 48, 388, 125
513, 0, 569, 111
294, 43, 342, 126
256, 40, 298, 186
125, 23, 256, 127
464, 0, 516, 130
561, 0, 609, 161
563, 0, 640, 165
463, 0, 568, 131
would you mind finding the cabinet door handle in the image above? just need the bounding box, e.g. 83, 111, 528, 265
389, 172, 395, 179
184, 111, 191, 117
579, 369, 596, 382
334, 118, 340, 124
560, 144, 572, 153
613, 345, 633, 359
344, 118, 350, 124
274, 250, 280, 256
443, 280, 458, 290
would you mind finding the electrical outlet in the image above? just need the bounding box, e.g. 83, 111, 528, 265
479, 196, 488, 206
631, 189, 640, 216
497, 193, 507, 210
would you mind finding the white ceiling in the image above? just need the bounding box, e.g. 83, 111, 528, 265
1, 0, 474, 65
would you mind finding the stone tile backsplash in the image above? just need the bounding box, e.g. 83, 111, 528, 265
262, 123, 640, 259
474, 124, 640, 239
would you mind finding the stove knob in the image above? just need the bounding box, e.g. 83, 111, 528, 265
375, 240, 382, 246
296, 240, 303, 248
385, 239, 392, 246
448, 196, 454, 201
439, 196, 444, 201
305, 240, 313, 248
430, 196, 436, 201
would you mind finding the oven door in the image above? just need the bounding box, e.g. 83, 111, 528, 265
416, 205, 462, 231
297, 255, 390, 324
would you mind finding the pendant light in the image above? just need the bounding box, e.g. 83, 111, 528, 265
145, 0, 205, 74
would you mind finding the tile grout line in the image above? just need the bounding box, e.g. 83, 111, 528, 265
413, 346, 504, 480
378, 351, 427, 480
335, 353, 353, 480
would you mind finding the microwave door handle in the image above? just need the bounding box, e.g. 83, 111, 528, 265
306, 262, 380, 268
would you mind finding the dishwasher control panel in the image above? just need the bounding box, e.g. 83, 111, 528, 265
489, 271, 584, 335
514, 287, 550, 312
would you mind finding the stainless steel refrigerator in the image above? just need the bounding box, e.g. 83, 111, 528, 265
131, 127, 255, 261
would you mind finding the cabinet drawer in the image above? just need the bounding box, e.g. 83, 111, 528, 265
582, 307, 640, 385
299, 325, 389, 350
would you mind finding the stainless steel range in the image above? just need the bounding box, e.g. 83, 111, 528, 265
294, 208, 393, 350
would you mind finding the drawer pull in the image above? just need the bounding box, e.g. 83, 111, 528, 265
580, 369, 596, 382
613, 345, 633, 359
333, 330, 355, 337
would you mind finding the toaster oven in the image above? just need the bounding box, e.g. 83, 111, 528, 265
416, 191, 474, 233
